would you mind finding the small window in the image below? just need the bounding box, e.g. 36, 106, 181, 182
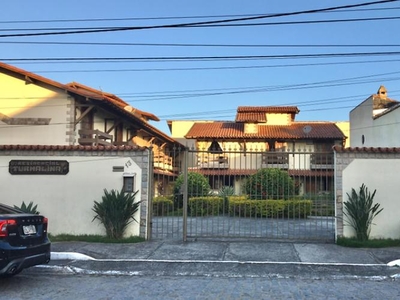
123, 173, 135, 193
362, 135, 365, 145
208, 141, 223, 153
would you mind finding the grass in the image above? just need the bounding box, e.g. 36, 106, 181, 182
337, 237, 400, 248
48, 234, 145, 244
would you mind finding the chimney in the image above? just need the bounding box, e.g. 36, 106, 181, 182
377, 85, 387, 100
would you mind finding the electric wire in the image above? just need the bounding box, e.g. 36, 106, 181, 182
1, 6, 400, 24
0, 0, 396, 38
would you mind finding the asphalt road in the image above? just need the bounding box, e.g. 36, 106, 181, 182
1, 271, 399, 300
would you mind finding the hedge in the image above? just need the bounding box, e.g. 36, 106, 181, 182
189, 196, 224, 216
228, 196, 312, 218
153, 196, 174, 216
157, 195, 313, 218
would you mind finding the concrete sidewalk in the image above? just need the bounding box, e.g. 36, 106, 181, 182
41, 240, 400, 279
50, 239, 400, 265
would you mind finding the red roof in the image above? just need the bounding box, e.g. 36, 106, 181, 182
235, 106, 300, 123
185, 122, 345, 140
0, 144, 147, 151
189, 168, 333, 177
237, 106, 300, 113
66, 82, 160, 122
333, 145, 400, 153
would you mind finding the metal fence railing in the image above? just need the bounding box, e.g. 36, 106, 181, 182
150, 147, 335, 242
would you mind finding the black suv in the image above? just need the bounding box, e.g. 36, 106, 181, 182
0, 203, 51, 277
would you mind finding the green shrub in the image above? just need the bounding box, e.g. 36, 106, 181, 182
243, 168, 295, 200
295, 193, 335, 216
218, 186, 235, 214
343, 184, 383, 241
189, 196, 224, 216
153, 196, 174, 216
92, 189, 141, 239
228, 197, 311, 218
174, 172, 211, 198
283, 200, 312, 218
14, 201, 40, 214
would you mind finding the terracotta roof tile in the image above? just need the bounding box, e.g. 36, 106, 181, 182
333, 145, 400, 153
237, 106, 300, 113
189, 168, 333, 177
236, 112, 267, 122
66, 82, 160, 122
235, 106, 299, 123
0, 145, 147, 151
186, 122, 345, 140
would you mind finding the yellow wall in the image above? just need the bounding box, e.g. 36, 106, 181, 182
335, 121, 350, 147
169, 120, 216, 138
265, 113, 291, 125
0, 73, 71, 145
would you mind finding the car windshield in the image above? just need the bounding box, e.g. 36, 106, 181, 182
0, 203, 24, 214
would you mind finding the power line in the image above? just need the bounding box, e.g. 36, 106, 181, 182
3, 15, 400, 33
24, 58, 400, 74
3, 51, 400, 63
2, 6, 400, 24
1, 71, 399, 106
2, 41, 400, 48
0, 0, 396, 38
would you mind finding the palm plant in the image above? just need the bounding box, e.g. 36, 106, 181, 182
14, 201, 40, 214
92, 189, 141, 239
218, 186, 235, 214
343, 184, 383, 241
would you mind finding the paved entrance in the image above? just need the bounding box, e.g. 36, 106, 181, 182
151, 216, 335, 242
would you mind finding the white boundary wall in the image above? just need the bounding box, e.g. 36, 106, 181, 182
335, 148, 400, 239
0, 147, 150, 238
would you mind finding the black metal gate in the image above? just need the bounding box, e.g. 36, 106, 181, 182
150, 147, 335, 242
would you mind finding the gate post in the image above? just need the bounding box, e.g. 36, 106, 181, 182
146, 146, 154, 240
182, 147, 188, 242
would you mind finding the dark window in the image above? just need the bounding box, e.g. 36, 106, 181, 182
208, 141, 223, 153
123, 176, 134, 193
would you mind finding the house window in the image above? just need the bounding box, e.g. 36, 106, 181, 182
123, 173, 135, 193
208, 141, 223, 153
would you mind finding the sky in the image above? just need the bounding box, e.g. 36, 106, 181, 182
1, 0, 400, 134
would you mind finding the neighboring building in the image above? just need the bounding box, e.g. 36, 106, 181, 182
0, 62, 183, 236
0, 62, 182, 175
169, 106, 347, 195
350, 85, 400, 147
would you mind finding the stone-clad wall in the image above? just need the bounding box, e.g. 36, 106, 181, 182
334, 147, 400, 239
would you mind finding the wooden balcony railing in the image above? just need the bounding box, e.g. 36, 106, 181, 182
310, 153, 334, 169
78, 129, 113, 146
261, 152, 289, 169
198, 155, 229, 169
153, 154, 175, 171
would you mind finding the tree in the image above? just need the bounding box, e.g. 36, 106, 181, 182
244, 168, 295, 200
174, 172, 211, 198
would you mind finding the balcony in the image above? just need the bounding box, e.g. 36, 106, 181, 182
310, 153, 334, 169
153, 154, 174, 171
78, 129, 113, 146
198, 155, 229, 169
261, 152, 289, 169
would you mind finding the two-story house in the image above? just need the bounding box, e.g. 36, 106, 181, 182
350, 85, 400, 147
0, 62, 182, 175
0, 62, 183, 236
168, 106, 347, 195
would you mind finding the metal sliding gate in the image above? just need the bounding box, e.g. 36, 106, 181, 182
150, 147, 335, 242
